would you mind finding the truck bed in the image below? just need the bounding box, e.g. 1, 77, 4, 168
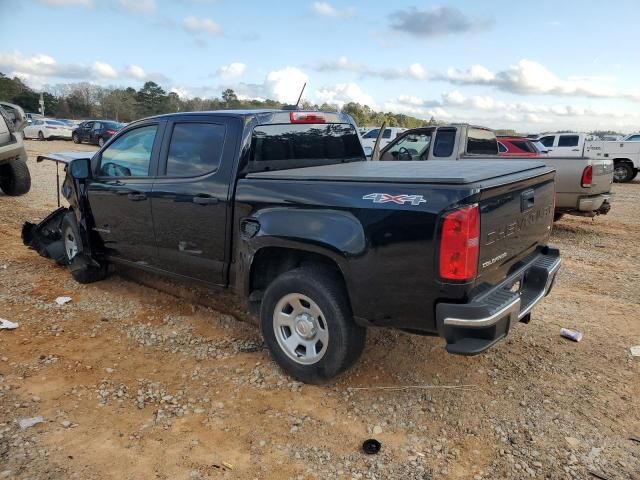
247, 160, 549, 185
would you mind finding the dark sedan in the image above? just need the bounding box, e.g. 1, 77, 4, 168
72, 120, 124, 147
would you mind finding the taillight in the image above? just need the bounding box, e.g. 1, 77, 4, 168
581, 165, 593, 188
439, 205, 480, 282
105, 129, 116, 135
289, 111, 326, 124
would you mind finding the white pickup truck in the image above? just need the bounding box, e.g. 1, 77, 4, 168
371, 125, 613, 219
538, 132, 640, 182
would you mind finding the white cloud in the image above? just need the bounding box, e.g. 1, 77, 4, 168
36, 0, 94, 6
264, 67, 308, 103
444, 64, 495, 84
125, 64, 146, 80
443, 60, 618, 99
92, 61, 118, 79
312, 2, 354, 18
315, 57, 427, 80
183, 16, 223, 35
118, 0, 156, 14
315, 82, 377, 109
230, 66, 308, 103
216, 63, 247, 79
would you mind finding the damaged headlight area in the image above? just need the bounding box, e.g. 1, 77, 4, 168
22, 207, 70, 266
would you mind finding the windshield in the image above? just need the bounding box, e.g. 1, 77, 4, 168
249, 123, 365, 173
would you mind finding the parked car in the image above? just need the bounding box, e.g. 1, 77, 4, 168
23, 109, 560, 383
498, 136, 541, 157
361, 127, 407, 156
72, 120, 123, 146
374, 125, 613, 219
26, 112, 44, 125
0, 102, 30, 195
23, 119, 74, 140
538, 132, 640, 182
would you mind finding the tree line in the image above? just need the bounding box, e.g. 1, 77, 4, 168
0, 72, 435, 128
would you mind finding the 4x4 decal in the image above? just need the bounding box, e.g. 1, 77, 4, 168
362, 193, 427, 206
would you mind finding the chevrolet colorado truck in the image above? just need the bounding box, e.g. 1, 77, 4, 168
0, 102, 31, 196
23, 110, 560, 383
373, 125, 613, 219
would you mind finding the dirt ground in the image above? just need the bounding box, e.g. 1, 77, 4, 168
1, 140, 639, 480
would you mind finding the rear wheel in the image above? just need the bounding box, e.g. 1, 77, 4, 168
260, 266, 366, 383
98, 137, 105, 147
61, 212, 108, 284
38, 131, 44, 141
613, 162, 634, 183
0, 158, 31, 196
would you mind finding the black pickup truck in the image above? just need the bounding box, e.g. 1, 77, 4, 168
23, 109, 560, 383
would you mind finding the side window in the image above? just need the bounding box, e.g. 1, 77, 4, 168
381, 132, 432, 160
166, 123, 226, 177
498, 142, 507, 153
558, 135, 579, 147
433, 129, 456, 157
539, 136, 555, 147
93, 122, 102, 131
84, 122, 93, 130
382, 129, 392, 139
466, 128, 498, 155
98, 125, 157, 177
627, 135, 640, 141
363, 128, 380, 139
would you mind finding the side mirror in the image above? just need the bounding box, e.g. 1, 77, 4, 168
69, 158, 91, 180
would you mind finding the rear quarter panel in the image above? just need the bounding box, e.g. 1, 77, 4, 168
234, 178, 480, 332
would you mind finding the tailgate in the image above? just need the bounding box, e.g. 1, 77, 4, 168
476, 172, 555, 284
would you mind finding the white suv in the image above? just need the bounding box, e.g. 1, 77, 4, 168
0, 102, 31, 196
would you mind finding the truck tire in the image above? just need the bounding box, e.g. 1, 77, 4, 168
613, 162, 634, 183
260, 266, 366, 383
61, 212, 108, 284
0, 158, 31, 196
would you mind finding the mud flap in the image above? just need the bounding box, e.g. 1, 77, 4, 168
22, 207, 69, 265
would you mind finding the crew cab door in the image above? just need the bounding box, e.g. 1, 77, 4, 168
87, 121, 163, 265
150, 116, 240, 285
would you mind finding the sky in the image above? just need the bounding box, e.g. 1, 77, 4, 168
1, 0, 639, 133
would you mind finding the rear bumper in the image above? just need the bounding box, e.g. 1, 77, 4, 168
436, 247, 560, 355
577, 193, 612, 214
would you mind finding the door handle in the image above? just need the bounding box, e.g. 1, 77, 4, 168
572, 149, 580, 152
192, 196, 218, 205
127, 193, 147, 201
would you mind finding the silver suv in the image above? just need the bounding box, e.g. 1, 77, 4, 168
0, 102, 31, 196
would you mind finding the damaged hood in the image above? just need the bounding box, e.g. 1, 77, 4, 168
37, 152, 93, 164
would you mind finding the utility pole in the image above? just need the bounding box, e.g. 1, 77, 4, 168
39, 93, 45, 117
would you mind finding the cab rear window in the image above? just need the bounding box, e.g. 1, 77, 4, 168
249, 123, 365, 172
466, 128, 498, 155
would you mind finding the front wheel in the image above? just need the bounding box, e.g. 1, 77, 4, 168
72, 133, 80, 144
613, 162, 634, 183
61, 212, 108, 284
38, 131, 44, 141
260, 267, 366, 383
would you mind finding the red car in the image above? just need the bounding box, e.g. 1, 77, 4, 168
497, 136, 541, 157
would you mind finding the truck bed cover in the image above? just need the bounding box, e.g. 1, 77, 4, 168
247, 160, 550, 185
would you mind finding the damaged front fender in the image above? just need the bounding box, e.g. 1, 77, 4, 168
22, 207, 70, 265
